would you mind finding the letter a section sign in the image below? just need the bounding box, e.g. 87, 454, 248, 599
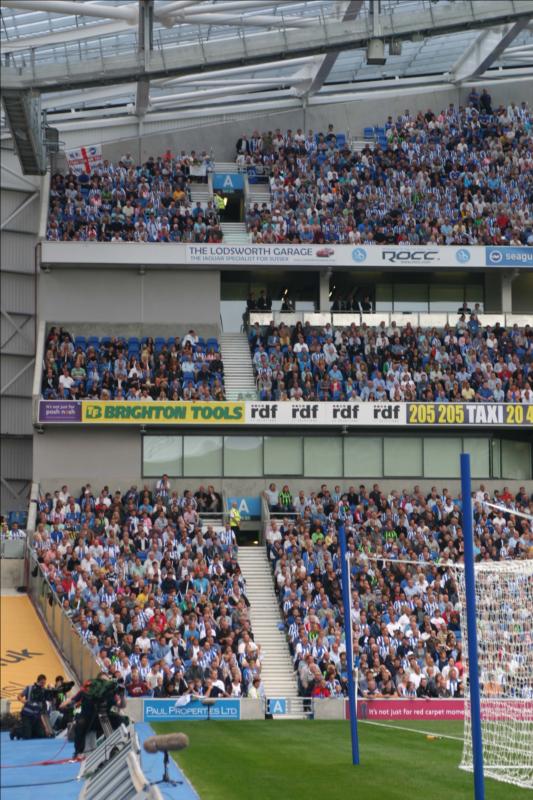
268, 698, 287, 715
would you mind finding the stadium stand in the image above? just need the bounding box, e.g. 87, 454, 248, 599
42, 326, 226, 401
264, 482, 532, 699
46, 151, 224, 242
241, 101, 533, 246
249, 319, 532, 402
31, 481, 264, 700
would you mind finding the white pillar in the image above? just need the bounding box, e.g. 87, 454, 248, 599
319, 270, 331, 312
501, 270, 514, 313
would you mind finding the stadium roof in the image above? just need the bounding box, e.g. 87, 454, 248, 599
1, 0, 532, 139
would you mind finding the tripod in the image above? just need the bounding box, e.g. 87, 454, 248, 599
152, 750, 183, 789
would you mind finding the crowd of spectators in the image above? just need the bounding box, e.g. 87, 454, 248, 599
42, 326, 226, 401
32, 480, 266, 700
264, 481, 532, 699
0, 518, 26, 541
249, 317, 532, 402
47, 150, 224, 243
240, 98, 532, 246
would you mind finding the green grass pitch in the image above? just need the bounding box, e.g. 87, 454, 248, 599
152, 719, 530, 800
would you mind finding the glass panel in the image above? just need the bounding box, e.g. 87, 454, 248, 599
143, 436, 182, 477
375, 284, 393, 312
384, 437, 423, 476
423, 438, 461, 478
429, 285, 463, 312
344, 437, 382, 477
393, 284, 428, 312
501, 440, 531, 480
304, 437, 342, 477
466, 283, 484, 308
463, 438, 490, 478
224, 436, 263, 477
183, 436, 223, 476
264, 437, 303, 475
491, 439, 502, 479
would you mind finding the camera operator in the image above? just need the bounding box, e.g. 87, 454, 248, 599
61, 671, 128, 758
49, 675, 75, 732
14, 674, 51, 739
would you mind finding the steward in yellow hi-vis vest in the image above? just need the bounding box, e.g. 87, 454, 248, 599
230, 502, 241, 535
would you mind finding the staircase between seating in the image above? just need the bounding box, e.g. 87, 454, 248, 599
220, 221, 250, 244
238, 547, 310, 719
219, 332, 257, 400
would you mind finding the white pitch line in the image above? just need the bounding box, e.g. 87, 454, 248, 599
483, 502, 533, 521
358, 719, 463, 741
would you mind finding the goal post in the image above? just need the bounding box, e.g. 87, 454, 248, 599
459, 453, 485, 800
457, 454, 533, 792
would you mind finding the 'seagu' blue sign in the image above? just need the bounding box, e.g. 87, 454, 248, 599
143, 698, 241, 722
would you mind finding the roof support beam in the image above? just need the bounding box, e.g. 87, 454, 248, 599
450, 18, 531, 83
0, 192, 38, 230
153, 0, 201, 18
164, 12, 316, 28
1, 0, 137, 22
297, 0, 364, 97
3, 0, 533, 92
157, 55, 319, 86
1, 20, 131, 53
157, 1, 300, 18
150, 81, 290, 108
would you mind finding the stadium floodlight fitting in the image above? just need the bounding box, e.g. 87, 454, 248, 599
367, 39, 386, 65
389, 39, 402, 56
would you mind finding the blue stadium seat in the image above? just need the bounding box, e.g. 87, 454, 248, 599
364, 127, 374, 140
8, 511, 27, 527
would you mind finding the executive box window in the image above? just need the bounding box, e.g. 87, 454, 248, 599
463, 438, 490, 479
224, 436, 263, 477
423, 438, 462, 479
142, 435, 531, 480
344, 437, 382, 476
183, 436, 222, 477
264, 436, 303, 475
304, 437, 343, 477
143, 436, 182, 477
385, 437, 423, 477
501, 440, 531, 480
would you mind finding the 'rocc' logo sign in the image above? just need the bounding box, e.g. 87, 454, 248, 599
381, 250, 439, 263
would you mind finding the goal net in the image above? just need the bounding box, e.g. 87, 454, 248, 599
455, 559, 533, 790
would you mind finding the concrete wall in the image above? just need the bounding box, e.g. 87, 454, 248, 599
34, 428, 141, 489
313, 698, 345, 720
0, 558, 24, 589
1, 148, 39, 514
38, 269, 220, 332
100, 82, 533, 164
33, 427, 530, 495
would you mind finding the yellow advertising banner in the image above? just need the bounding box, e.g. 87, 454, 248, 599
81, 400, 246, 424
1, 596, 69, 709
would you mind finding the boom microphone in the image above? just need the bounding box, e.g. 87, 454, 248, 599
143, 733, 189, 754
